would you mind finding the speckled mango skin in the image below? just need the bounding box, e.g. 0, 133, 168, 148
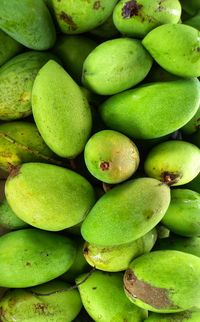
0, 51, 58, 121
0, 229, 76, 288
32, 60, 92, 158
48, 0, 118, 34
0, 280, 82, 322
0, 0, 56, 50
5, 163, 96, 231
0, 30, 23, 67
76, 271, 147, 322
113, 0, 181, 38
144, 140, 200, 186
124, 250, 200, 313
143, 24, 200, 78
145, 310, 200, 321
81, 177, 170, 246
100, 78, 200, 140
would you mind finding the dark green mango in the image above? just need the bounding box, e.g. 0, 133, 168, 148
0, 30, 23, 67
180, 0, 200, 15
185, 10, 200, 29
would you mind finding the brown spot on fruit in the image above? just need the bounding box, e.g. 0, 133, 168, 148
122, 0, 143, 18
100, 161, 110, 171
93, 1, 101, 10
34, 303, 49, 314
83, 245, 89, 255
59, 11, 77, 30
161, 171, 181, 186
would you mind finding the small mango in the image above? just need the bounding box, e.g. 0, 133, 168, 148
0, 30, 23, 67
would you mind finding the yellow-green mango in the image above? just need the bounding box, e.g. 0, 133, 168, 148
32, 60, 92, 158
0, 0, 56, 50
0, 280, 82, 322
182, 106, 200, 134
0, 51, 58, 121
100, 78, 200, 139
142, 24, 200, 77
0, 229, 76, 287
81, 177, 170, 246
161, 189, 200, 237
54, 35, 97, 83
83, 228, 157, 272
0, 30, 23, 67
90, 15, 119, 39
82, 38, 153, 95
0, 121, 56, 172
185, 11, 200, 30
145, 310, 200, 321
48, 0, 118, 34
0, 197, 28, 231
5, 163, 96, 231
124, 250, 200, 312
76, 271, 147, 322
113, 0, 181, 38
180, 0, 200, 15
144, 140, 200, 186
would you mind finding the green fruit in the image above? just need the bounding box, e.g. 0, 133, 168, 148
0, 229, 76, 287
90, 15, 119, 38
5, 163, 96, 231
84, 130, 140, 184
145, 310, 200, 321
0, 121, 56, 172
161, 189, 200, 237
124, 250, 200, 312
82, 38, 153, 95
0, 280, 82, 322
32, 60, 92, 158
182, 106, 200, 134
0, 0, 56, 50
83, 228, 157, 272
113, 0, 181, 38
76, 271, 147, 322
185, 10, 200, 30
0, 51, 58, 121
0, 197, 28, 231
0, 30, 23, 67
144, 140, 200, 186
142, 24, 200, 78
180, 0, 200, 15
48, 0, 118, 34
100, 78, 200, 139
184, 173, 200, 193
81, 177, 170, 246
54, 35, 97, 83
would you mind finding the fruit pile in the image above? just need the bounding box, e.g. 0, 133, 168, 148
0, 0, 200, 321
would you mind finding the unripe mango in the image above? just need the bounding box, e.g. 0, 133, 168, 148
0, 197, 28, 231
0, 30, 23, 67
180, 0, 200, 15
185, 11, 200, 30
5, 163, 96, 231
182, 106, 200, 134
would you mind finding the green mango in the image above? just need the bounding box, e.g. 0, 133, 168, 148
76, 271, 147, 322
83, 228, 157, 272
0, 197, 28, 231
90, 14, 119, 38
0, 51, 58, 121
145, 310, 200, 321
144, 140, 200, 186
182, 106, 200, 134
143, 24, 200, 78
5, 162, 96, 231
113, 0, 181, 38
48, 0, 118, 34
161, 189, 200, 237
0, 121, 56, 172
84, 130, 140, 184
0, 30, 23, 67
82, 38, 153, 95
180, 0, 200, 15
81, 177, 170, 246
100, 78, 200, 139
185, 10, 200, 30
54, 35, 97, 84
0, 280, 82, 322
32, 60, 92, 158
0, 229, 76, 287
184, 173, 200, 193
0, 0, 56, 50
124, 250, 200, 312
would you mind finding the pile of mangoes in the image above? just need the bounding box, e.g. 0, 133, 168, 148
0, 0, 200, 321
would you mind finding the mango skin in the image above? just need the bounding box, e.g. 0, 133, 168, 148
81, 177, 170, 246
124, 250, 200, 313
144, 140, 200, 186
0, 30, 23, 67
143, 24, 200, 78
182, 106, 200, 134
0, 0, 56, 50
0, 229, 76, 288
0, 197, 28, 231
113, 0, 181, 38
48, 0, 118, 34
0, 280, 82, 322
100, 78, 200, 139
0, 51, 58, 121
5, 162, 96, 231
76, 271, 147, 322
32, 60, 92, 158
82, 38, 153, 95
161, 189, 200, 237
83, 228, 157, 272
0, 121, 55, 172
145, 310, 200, 321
